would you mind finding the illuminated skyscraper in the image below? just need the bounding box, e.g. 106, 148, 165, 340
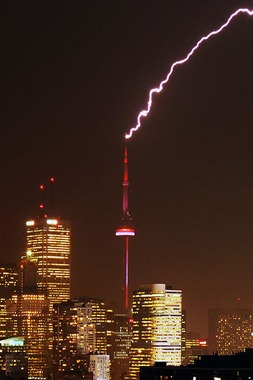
25, 217, 71, 308
111, 314, 132, 380
181, 310, 186, 364
208, 308, 253, 355
53, 298, 112, 380
129, 284, 182, 380
6, 293, 50, 379
0, 265, 18, 338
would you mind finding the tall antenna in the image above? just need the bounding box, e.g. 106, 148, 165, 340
116, 142, 135, 311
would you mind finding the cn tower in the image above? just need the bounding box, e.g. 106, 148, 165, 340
116, 142, 135, 311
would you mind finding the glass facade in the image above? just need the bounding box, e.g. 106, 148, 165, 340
53, 298, 111, 380
6, 294, 50, 379
0, 265, 18, 338
26, 218, 71, 308
111, 314, 132, 380
25, 217, 71, 378
209, 308, 253, 355
129, 284, 182, 380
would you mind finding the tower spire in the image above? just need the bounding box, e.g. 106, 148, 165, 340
123, 143, 129, 214
116, 141, 135, 312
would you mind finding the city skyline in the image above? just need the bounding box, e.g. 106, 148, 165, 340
1, 1, 253, 337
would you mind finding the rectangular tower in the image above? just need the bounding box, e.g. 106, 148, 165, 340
111, 313, 132, 380
129, 284, 182, 380
6, 293, 51, 379
0, 265, 18, 338
53, 298, 111, 380
25, 218, 71, 308
208, 308, 253, 355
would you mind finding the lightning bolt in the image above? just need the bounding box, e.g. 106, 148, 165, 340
125, 8, 253, 140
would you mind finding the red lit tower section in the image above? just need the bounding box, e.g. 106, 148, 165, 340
116, 143, 135, 311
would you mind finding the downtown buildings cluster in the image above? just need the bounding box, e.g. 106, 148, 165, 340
1, 152, 253, 380
0, 213, 183, 379
1, 221, 253, 380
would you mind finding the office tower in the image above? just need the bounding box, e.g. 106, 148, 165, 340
53, 298, 111, 380
0, 264, 18, 338
6, 293, 51, 379
53, 300, 90, 379
0, 337, 28, 379
181, 310, 186, 364
208, 308, 253, 355
106, 305, 114, 359
25, 217, 71, 308
4, 256, 51, 379
129, 284, 182, 380
116, 145, 135, 311
89, 354, 110, 380
111, 314, 132, 380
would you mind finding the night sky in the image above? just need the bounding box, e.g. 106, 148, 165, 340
1, 1, 253, 337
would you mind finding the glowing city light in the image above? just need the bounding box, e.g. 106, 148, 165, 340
0, 337, 24, 346
116, 228, 135, 236
26, 220, 35, 226
46, 219, 58, 225
125, 8, 253, 139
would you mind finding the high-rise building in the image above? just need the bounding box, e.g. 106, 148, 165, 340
6, 293, 51, 379
181, 310, 186, 364
3, 256, 52, 379
129, 284, 182, 380
25, 217, 71, 308
0, 264, 18, 338
208, 308, 253, 355
111, 314, 132, 380
53, 298, 111, 380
